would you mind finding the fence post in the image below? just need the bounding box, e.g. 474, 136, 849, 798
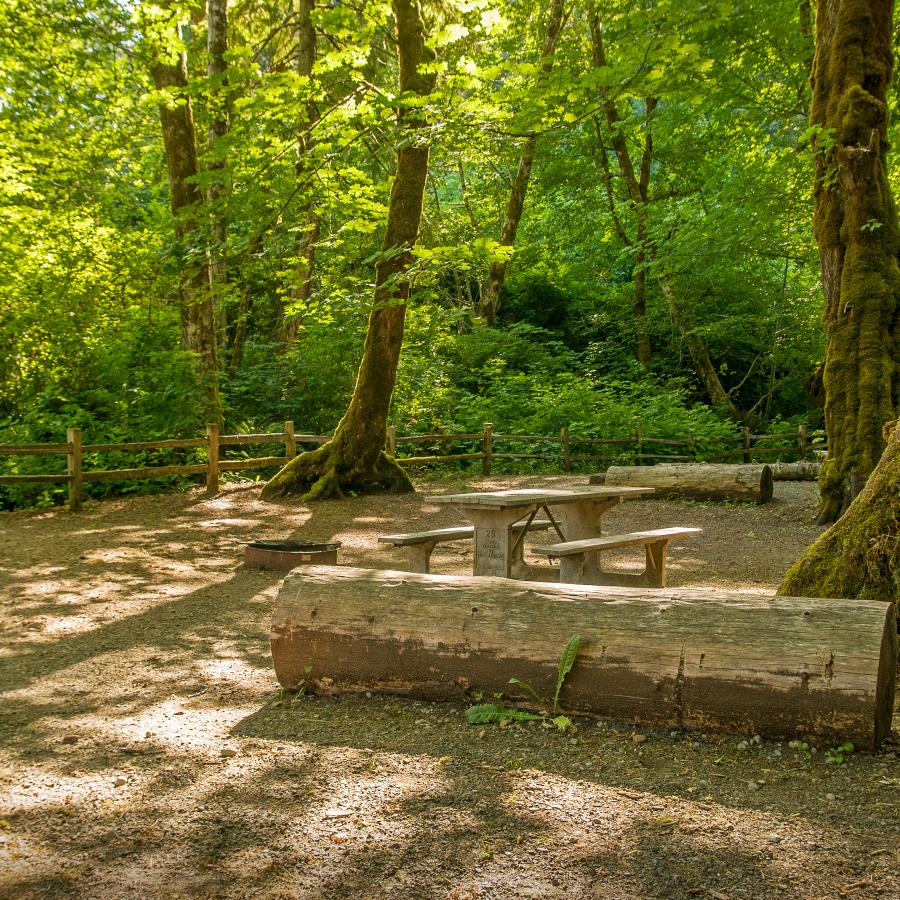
284, 420, 296, 461
798, 423, 807, 459
742, 427, 751, 464
482, 422, 493, 477
67, 427, 82, 512
635, 427, 643, 466
385, 424, 397, 457
561, 426, 571, 473
207, 422, 220, 495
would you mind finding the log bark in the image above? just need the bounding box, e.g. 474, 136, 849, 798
603, 463, 774, 503
270, 566, 896, 748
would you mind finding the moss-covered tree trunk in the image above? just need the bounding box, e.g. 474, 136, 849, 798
261, 0, 435, 501
809, 0, 900, 524
150, 25, 221, 423
478, 0, 567, 325
779, 419, 899, 602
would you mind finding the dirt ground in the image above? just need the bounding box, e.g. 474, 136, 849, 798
0, 474, 897, 899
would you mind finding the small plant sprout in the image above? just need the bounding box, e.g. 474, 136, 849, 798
465, 634, 582, 731
825, 742, 854, 765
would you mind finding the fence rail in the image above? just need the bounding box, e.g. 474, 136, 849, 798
0, 421, 825, 511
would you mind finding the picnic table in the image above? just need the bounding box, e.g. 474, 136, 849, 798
428, 486, 653, 579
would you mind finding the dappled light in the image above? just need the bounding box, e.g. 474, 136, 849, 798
1, 477, 897, 897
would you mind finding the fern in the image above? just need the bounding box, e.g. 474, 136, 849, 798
552, 633, 581, 712
465, 703, 542, 725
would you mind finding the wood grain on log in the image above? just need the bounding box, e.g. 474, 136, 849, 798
271, 566, 895, 748
603, 463, 774, 503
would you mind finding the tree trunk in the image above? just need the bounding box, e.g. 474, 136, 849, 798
283, 0, 320, 343
589, 15, 653, 368
150, 27, 221, 422
206, 0, 229, 350
656, 269, 738, 415
809, 0, 900, 524
261, 0, 436, 501
478, 0, 567, 324
779, 419, 900, 603
272, 565, 896, 748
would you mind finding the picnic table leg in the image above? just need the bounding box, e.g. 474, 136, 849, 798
466, 506, 531, 578
643, 540, 668, 588
407, 540, 438, 574
553, 498, 622, 582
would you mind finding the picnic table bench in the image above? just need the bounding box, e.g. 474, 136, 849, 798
379, 519, 552, 574
533, 526, 702, 587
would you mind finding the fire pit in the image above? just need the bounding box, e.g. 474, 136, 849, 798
244, 540, 341, 572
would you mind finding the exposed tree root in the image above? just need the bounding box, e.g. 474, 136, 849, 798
260, 441, 414, 502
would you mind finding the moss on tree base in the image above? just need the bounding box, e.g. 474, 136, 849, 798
779, 422, 900, 604
260, 441, 414, 502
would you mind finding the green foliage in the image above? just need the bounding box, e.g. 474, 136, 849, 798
0, 0, 834, 508
825, 742, 855, 765
468, 634, 581, 730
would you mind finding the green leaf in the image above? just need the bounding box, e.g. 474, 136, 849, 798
552, 634, 580, 712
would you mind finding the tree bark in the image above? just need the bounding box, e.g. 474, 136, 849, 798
150, 25, 221, 422
779, 419, 900, 603
478, 0, 567, 324
809, 0, 900, 524
261, 0, 436, 501
283, 0, 320, 342
206, 0, 229, 350
272, 565, 896, 748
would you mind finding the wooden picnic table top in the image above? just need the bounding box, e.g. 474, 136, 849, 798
428, 485, 653, 508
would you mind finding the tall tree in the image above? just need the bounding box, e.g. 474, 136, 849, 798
262, 0, 436, 500
806, 0, 900, 524
149, 11, 221, 421
284, 0, 319, 342
478, 0, 567, 325
206, 0, 229, 347
589, 8, 736, 415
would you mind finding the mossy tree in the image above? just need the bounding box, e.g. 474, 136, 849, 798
261, 0, 435, 501
808, 0, 900, 524
779, 418, 899, 601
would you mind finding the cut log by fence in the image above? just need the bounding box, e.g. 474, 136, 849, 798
270, 566, 896, 749
598, 463, 774, 503
771, 460, 820, 481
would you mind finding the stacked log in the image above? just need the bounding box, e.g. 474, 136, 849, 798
600, 463, 774, 503
270, 566, 896, 748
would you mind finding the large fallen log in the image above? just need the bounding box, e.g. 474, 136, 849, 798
599, 463, 774, 503
271, 566, 896, 749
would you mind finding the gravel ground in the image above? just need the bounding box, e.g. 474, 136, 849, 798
0, 474, 897, 899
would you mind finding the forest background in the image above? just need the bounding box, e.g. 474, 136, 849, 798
0, 0, 852, 509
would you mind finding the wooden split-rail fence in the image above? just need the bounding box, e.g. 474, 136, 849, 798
1, 421, 825, 511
